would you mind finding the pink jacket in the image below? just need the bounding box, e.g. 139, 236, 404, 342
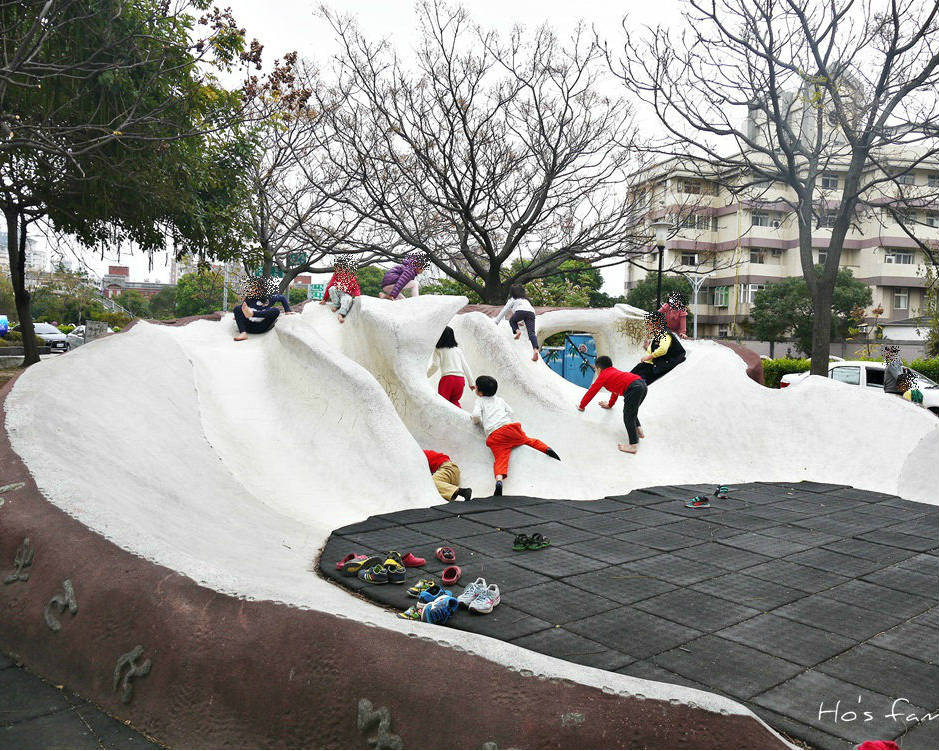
659, 303, 687, 337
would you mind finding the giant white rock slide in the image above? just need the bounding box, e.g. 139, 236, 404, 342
3, 293, 936, 748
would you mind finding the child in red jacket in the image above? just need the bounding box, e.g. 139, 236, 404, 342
578, 355, 647, 454
321, 255, 361, 323
424, 449, 472, 502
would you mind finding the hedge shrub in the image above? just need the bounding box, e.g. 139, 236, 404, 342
762, 358, 810, 388
910, 356, 939, 383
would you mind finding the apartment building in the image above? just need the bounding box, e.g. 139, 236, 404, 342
0, 232, 49, 276
625, 160, 939, 339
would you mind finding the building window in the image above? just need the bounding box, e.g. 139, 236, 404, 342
929, 173, 939, 188
885, 251, 915, 264
819, 212, 838, 228
894, 288, 909, 310
925, 212, 939, 228
678, 212, 717, 231
678, 178, 716, 195
750, 250, 766, 264
893, 171, 915, 185
751, 211, 783, 228
740, 283, 766, 304
817, 249, 828, 264
888, 208, 916, 225
821, 173, 840, 189
717, 324, 730, 338
680, 252, 699, 266
707, 286, 729, 307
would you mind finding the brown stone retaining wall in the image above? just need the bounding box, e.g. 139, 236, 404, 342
0, 366, 783, 749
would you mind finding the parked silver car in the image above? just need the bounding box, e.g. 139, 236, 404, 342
18, 322, 70, 353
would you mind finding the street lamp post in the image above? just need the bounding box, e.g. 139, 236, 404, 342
649, 219, 672, 309
221, 261, 229, 312
687, 272, 711, 339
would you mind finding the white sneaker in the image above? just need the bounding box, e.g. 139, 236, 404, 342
457, 577, 487, 608
469, 584, 501, 613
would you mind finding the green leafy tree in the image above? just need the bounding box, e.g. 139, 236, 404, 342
752, 269, 872, 356
355, 266, 385, 297
24, 265, 102, 324
750, 277, 801, 356
149, 287, 177, 319
420, 276, 483, 303
1, 0, 260, 366
625, 275, 693, 313
114, 289, 151, 318
288, 286, 308, 306
421, 259, 613, 307
175, 270, 235, 317
0, 274, 15, 318
522, 260, 604, 307
29, 287, 67, 323
921, 267, 938, 358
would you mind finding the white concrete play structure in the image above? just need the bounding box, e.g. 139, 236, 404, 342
4, 294, 937, 731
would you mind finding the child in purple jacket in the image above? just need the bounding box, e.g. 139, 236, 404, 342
379, 253, 428, 300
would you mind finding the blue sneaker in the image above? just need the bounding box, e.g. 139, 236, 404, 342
418, 584, 452, 604
421, 595, 459, 625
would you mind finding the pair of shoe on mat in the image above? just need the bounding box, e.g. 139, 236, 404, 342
434, 546, 462, 586
684, 485, 730, 509
336, 550, 425, 584
400, 577, 501, 623
512, 533, 550, 551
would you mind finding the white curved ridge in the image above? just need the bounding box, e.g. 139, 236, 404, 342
5, 294, 936, 734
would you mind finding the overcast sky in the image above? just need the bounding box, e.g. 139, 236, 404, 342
64, 0, 684, 292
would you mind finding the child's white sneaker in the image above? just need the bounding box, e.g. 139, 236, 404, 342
457, 577, 487, 608
469, 584, 501, 614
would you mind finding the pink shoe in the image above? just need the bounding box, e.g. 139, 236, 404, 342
441, 565, 462, 586
401, 552, 426, 567
336, 553, 368, 571
435, 546, 456, 564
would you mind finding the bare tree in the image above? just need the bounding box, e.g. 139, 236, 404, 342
614, 0, 939, 374
242, 57, 386, 291
317, 0, 650, 304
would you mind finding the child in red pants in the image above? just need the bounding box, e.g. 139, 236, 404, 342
427, 326, 475, 407
471, 375, 560, 496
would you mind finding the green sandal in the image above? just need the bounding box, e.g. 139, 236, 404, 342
512, 534, 530, 551
526, 533, 551, 550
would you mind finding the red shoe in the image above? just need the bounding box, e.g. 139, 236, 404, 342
400, 552, 425, 567
441, 565, 462, 586
436, 546, 456, 563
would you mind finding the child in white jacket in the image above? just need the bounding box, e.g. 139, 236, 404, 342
494, 285, 539, 361
427, 326, 475, 408
472, 375, 559, 496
